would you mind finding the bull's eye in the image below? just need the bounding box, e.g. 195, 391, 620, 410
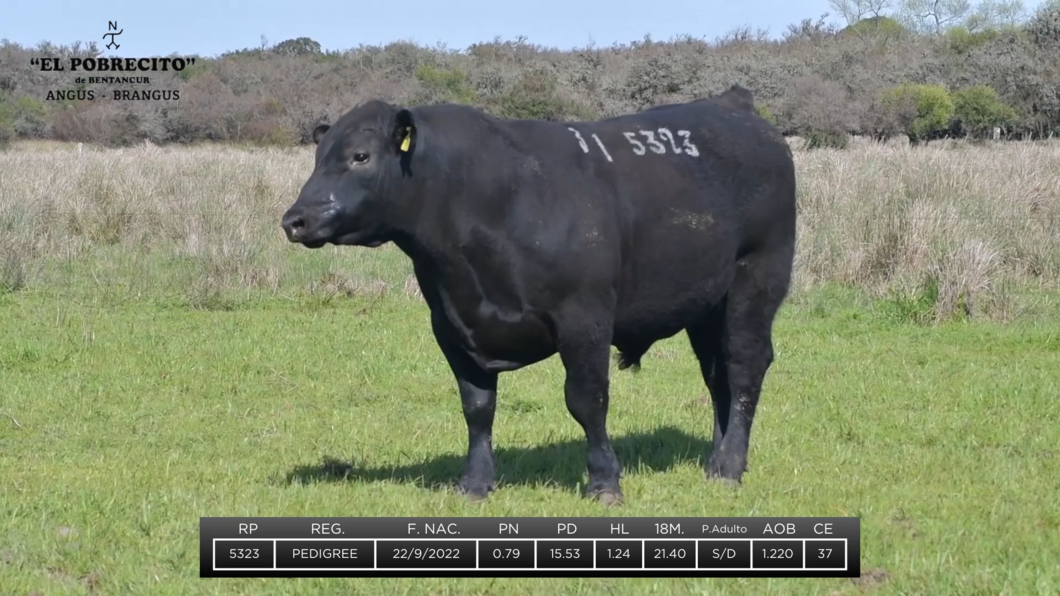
352, 152, 370, 164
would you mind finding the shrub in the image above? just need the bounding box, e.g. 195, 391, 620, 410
776, 74, 858, 142
1026, 3, 1060, 51
754, 104, 778, 125
0, 99, 14, 148
103, 112, 149, 147
272, 37, 322, 57
625, 56, 684, 110
879, 83, 955, 142
803, 129, 850, 149
49, 102, 95, 142
0, 96, 49, 138
175, 58, 211, 82
841, 16, 908, 39
952, 85, 1019, 137
493, 69, 570, 121
1, 25, 1058, 146
413, 66, 477, 105
945, 27, 1001, 55
244, 119, 298, 146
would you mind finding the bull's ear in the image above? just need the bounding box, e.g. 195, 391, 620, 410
312, 124, 330, 145
392, 108, 416, 155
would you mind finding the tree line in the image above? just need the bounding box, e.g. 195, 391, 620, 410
1, 0, 1059, 149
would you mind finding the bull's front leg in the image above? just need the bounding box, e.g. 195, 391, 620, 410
453, 369, 498, 500
431, 313, 498, 501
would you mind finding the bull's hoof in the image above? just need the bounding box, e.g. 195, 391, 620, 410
588, 487, 624, 507
709, 475, 742, 489
707, 455, 746, 486
457, 477, 494, 502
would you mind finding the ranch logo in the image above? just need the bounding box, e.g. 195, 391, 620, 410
30, 21, 188, 102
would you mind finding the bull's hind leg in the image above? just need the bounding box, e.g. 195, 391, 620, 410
557, 317, 623, 505
688, 246, 792, 483
686, 303, 729, 473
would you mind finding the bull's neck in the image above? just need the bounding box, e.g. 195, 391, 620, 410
386, 110, 510, 270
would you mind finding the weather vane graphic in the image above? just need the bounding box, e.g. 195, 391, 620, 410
103, 21, 122, 50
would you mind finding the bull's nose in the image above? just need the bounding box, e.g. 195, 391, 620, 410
281, 211, 306, 241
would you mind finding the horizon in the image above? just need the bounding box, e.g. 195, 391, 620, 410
7, 0, 1050, 59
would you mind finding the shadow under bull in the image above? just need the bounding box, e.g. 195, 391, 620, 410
282, 426, 713, 494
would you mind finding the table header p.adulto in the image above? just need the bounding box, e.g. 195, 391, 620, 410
201, 517, 860, 578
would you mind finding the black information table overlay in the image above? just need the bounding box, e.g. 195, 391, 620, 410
201, 517, 860, 578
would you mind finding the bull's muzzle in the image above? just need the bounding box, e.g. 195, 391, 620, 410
280, 209, 308, 242
281, 203, 339, 246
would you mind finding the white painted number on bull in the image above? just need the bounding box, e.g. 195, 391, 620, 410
591, 133, 613, 162
568, 127, 613, 162
572, 126, 699, 160
622, 129, 700, 157
622, 132, 646, 155
567, 127, 589, 153
677, 130, 700, 156
657, 127, 682, 153
639, 130, 666, 154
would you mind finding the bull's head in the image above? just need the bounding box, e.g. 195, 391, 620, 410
281, 100, 417, 249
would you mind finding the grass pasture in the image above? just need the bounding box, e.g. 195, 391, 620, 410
1, 139, 1059, 595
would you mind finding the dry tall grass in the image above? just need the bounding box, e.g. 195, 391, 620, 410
1, 138, 1058, 321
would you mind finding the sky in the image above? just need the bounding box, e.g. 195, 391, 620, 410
5, 0, 1050, 58
8, 0, 857, 58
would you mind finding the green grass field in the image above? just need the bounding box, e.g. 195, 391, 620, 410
2, 285, 1058, 595
2, 141, 1059, 594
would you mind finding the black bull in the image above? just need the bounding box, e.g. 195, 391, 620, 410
281, 85, 797, 504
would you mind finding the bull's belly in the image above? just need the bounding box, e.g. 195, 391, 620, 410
465, 310, 557, 371
442, 261, 733, 371
612, 304, 705, 347
612, 275, 732, 344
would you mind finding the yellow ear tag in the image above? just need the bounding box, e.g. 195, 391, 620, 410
399, 127, 411, 152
